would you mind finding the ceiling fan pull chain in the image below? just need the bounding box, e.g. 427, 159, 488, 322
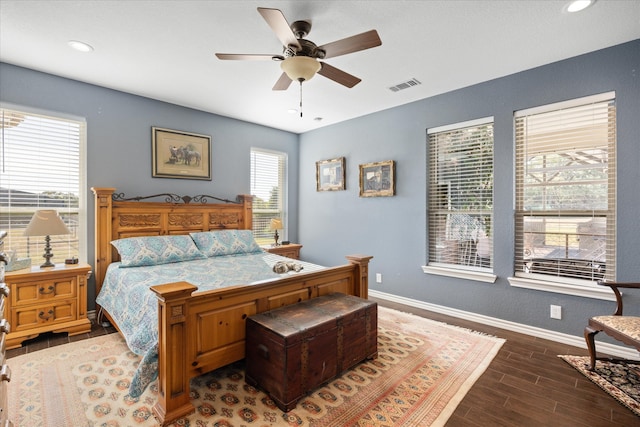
299, 80, 303, 118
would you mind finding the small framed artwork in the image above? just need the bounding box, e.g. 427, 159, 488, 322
152, 127, 212, 180
316, 157, 346, 191
359, 160, 396, 197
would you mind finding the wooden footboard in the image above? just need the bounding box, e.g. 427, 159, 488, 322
91, 187, 372, 425
149, 256, 371, 425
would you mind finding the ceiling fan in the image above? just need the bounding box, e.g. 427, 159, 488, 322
215, 7, 382, 92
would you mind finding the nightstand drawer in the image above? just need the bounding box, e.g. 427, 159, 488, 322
264, 243, 302, 259
10, 277, 77, 307
4, 263, 91, 349
274, 248, 299, 259
11, 299, 77, 331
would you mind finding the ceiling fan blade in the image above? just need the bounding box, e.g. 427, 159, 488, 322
273, 72, 293, 91
215, 53, 281, 61
258, 7, 301, 50
318, 62, 361, 88
319, 30, 382, 59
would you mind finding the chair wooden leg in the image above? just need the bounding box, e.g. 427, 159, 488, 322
584, 325, 599, 371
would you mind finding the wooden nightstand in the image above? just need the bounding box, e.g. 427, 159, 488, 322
4, 263, 92, 349
264, 243, 302, 259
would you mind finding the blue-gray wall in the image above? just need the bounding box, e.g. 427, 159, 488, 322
299, 39, 640, 340
0, 62, 300, 306
1, 39, 638, 343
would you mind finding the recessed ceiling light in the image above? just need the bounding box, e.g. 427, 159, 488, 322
565, 0, 596, 13
287, 108, 299, 115
68, 40, 94, 52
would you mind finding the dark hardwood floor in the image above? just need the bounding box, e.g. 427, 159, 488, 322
372, 299, 639, 427
6, 321, 116, 359
7, 300, 639, 426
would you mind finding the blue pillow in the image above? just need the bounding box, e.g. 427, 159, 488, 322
112, 235, 206, 267
189, 230, 263, 257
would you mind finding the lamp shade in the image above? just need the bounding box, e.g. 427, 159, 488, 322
270, 218, 283, 230
24, 210, 71, 237
280, 56, 321, 82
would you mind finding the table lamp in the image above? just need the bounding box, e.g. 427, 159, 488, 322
24, 210, 71, 268
269, 218, 283, 246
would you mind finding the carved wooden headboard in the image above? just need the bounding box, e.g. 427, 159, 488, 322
91, 187, 253, 295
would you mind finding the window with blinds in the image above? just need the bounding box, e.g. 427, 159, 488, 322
514, 92, 616, 284
0, 107, 86, 265
427, 118, 494, 270
250, 148, 287, 245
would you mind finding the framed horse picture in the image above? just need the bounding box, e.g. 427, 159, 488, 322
152, 127, 212, 180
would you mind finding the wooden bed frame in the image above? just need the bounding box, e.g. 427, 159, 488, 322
92, 187, 372, 425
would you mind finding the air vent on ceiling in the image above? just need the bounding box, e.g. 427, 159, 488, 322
388, 78, 422, 92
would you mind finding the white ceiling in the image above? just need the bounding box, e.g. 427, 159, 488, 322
1, 1, 639, 134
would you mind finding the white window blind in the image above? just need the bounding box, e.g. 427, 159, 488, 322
514, 93, 616, 283
427, 118, 494, 270
250, 148, 287, 245
0, 107, 86, 265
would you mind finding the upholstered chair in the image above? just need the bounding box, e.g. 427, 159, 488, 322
584, 281, 640, 370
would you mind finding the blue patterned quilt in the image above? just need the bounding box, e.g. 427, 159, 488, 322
96, 251, 323, 397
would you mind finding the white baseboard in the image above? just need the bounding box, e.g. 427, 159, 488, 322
369, 289, 640, 360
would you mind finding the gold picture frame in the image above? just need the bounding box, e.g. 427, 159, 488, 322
359, 160, 396, 197
316, 157, 346, 191
152, 127, 212, 180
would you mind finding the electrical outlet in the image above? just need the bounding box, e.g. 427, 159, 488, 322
376, 273, 382, 283
550, 305, 562, 320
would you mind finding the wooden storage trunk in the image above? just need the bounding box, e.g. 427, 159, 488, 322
245, 293, 377, 412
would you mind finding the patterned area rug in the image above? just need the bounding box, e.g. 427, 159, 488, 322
9, 307, 504, 426
559, 355, 640, 417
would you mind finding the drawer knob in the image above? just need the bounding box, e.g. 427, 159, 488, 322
0, 319, 9, 334
0, 364, 10, 383
39, 285, 55, 295
39, 309, 54, 320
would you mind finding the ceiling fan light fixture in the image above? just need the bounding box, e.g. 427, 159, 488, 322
280, 56, 321, 82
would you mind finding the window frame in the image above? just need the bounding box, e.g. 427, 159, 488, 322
249, 147, 288, 246
0, 103, 87, 265
508, 92, 617, 300
423, 117, 497, 283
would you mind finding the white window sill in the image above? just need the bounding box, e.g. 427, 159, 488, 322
508, 275, 615, 301
422, 264, 497, 283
